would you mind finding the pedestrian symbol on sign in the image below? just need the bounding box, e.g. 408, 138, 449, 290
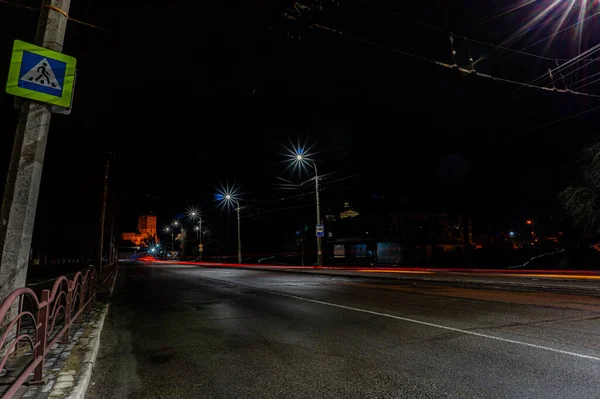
33, 61, 52, 85
20, 56, 62, 90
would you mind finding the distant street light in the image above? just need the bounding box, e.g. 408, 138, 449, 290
172, 220, 186, 255
187, 208, 202, 259
164, 226, 174, 251
285, 144, 323, 267
218, 188, 242, 264
187, 207, 200, 222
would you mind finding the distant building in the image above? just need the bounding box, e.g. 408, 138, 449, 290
325, 197, 472, 266
121, 215, 158, 246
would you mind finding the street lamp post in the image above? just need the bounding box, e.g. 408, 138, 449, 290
188, 209, 203, 260
227, 195, 242, 264
296, 154, 322, 267
219, 192, 242, 264
172, 220, 185, 256
194, 223, 203, 260
164, 227, 174, 252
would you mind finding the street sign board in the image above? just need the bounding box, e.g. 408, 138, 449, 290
316, 224, 324, 237
6, 40, 77, 107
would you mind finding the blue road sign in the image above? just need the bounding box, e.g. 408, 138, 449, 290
316, 224, 324, 237
18, 50, 66, 97
6, 40, 76, 107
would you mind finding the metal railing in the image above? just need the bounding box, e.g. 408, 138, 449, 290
0, 264, 116, 398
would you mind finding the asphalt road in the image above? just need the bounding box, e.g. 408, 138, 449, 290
87, 262, 600, 399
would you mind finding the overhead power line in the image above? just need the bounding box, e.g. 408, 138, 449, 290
0, 0, 108, 31
511, 42, 600, 94
313, 24, 600, 99
523, 102, 600, 133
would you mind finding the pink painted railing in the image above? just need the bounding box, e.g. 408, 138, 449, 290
0, 265, 112, 398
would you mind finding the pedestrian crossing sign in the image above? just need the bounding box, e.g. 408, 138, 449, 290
6, 40, 77, 107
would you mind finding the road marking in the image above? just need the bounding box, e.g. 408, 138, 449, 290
495, 273, 600, 280
272, 292, 600, 362
355, 270, 433, 274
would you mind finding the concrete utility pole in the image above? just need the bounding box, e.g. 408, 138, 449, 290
236, 206, 241, 264
109, 215, 115, 264
0, 0, 72, 301
314, 165, 323, 267
98, 158, 110, 273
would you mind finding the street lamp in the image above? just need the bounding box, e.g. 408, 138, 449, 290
193, 225, 204, 260
287, 146, 323, 267
187, 208, 203, 259
218, 189, 242, 264
164, 226, 174, 252
172, 220, 186, 256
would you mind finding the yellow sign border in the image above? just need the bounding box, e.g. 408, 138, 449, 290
6, 40, 77, 108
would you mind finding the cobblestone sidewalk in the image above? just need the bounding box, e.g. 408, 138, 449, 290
9, 305, 107, 399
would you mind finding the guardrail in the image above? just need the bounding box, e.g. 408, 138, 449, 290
0, 264, 116, 398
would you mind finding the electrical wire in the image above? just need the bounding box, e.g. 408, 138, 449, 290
573, 75, 600, 91
0, 0, 108, 31
313, 24, 600, 99
553, 58, 599, 86
511, 42, 600, 94
523, 102, 600, 133
570, 70, 600, 90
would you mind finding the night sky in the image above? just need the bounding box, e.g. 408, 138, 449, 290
1, 0, 600, 251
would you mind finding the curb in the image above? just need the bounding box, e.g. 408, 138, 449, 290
64, 303, 109, 399
63, 265, 118, 399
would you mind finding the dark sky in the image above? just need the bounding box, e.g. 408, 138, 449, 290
1, 0, 600, 249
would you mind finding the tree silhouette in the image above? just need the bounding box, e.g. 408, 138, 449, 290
560, 140, 600, 235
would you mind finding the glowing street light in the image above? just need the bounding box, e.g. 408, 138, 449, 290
186, 207, 200, 222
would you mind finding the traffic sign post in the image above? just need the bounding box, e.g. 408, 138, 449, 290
316, 224, 325, 237
6, 40, 77, 108
0, 0, 74, 334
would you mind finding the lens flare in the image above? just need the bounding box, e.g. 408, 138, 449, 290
489, 0, 600, 55
281, 138, 317, 178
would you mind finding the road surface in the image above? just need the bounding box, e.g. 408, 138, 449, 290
87, 262, 600, 398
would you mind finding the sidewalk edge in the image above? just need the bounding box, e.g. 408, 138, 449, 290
65, 265, 118, 399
